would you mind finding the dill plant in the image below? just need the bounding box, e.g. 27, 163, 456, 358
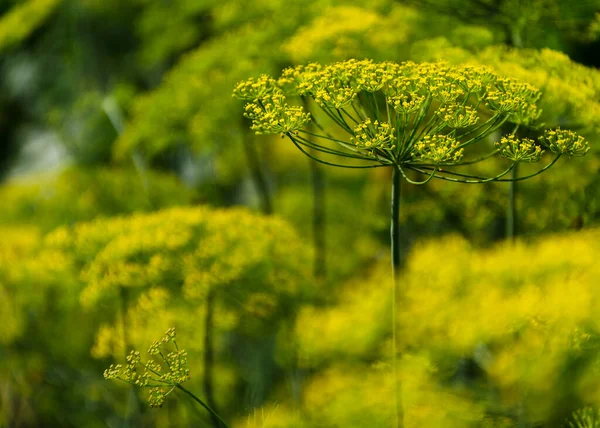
233, 58, 589, 427
104, 328, 228, 427
79, 206, 311, 426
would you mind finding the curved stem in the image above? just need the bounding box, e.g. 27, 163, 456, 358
407, 163, 516, 183
406, 154, 561, 183
288, 136, 390, 169
294, 133, 376, 160
398, 164, 437, 185
176, 385, 229, 428
391, 166, 404, 428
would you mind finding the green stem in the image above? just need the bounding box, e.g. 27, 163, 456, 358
242, 131, 273, 215
391, 166, 403, 428
118, 286, 139, 427
304, 98, 327, 280
310, 157, 326, 280
507, 164, 518, 241
506, 124, 521, 241
176, 384, 229, 428
288, 136, 390, 169
204, 288, 220, 428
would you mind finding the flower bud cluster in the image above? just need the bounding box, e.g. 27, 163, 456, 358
539, 128, 590, 157
485, 78, 542, 125
351, 119, 395, 152
243, 93, 311, 135
236, 59, 590, 177
412, 135, 464, 164
104, 328, 190, 408
436, 104, 478, 128
233, 74, 277, 101
387, 92, 425, 114
496, 135, 544, 163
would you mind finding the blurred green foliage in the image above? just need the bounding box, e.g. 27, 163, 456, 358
0, 166, 196, 231
1, 0, 599, 426
240, 229, 600, 427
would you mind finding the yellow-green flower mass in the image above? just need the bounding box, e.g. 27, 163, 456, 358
243, 93, 312, 135
235, 59, 588, 183
412, 135, 464, 164
540, 128, 590, 157
351, 119, 395, 152
496, 134, 545, 163
104, 328, 191, 408
3, 1, 600, 426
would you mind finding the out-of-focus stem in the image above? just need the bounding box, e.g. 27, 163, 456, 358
304, 98, 327, 280
204, 288, 220, 428
242, 130, 273, 215
118, 286, 140, 427
391, 166, 404, 428
176, 385, 229, 428
310, 158, 326, 279
507, 164, 518, 241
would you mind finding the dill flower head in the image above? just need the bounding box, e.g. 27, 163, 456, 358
495, 134, 545, 163
103, 328, 190, 408
235, 58, 588, 183
436, 104, 478, 128
233, 74, 278, 101
539, 128, 590, 157
387, 92, 426, 114
412, 135, 464, 164
242, 92, 311, 135
351, 119, 395, 152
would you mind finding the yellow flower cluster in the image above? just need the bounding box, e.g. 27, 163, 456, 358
236, 58, 562, 174
282, 6, 382, 63
351, 119, 395, 152
435, 104, 478, 128
539, 128, 590, 157
387, 91, 425, 114
412, 135, 464, 164
314, 86, 356, 109
232, 74, 278, 101
271, 227, 600, 426
242, 93, 311, 135
104, 328, 190, 408
354, 60, 398, 92
496, 134, 545, 163
41, 205, 312, 363
46, 206, 310, 309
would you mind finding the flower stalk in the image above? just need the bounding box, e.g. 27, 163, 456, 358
391, 165, 403, 427
104, 328, 229, 427
233, 59, 589, 428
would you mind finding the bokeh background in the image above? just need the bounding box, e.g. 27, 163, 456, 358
1, 0, 600, 427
